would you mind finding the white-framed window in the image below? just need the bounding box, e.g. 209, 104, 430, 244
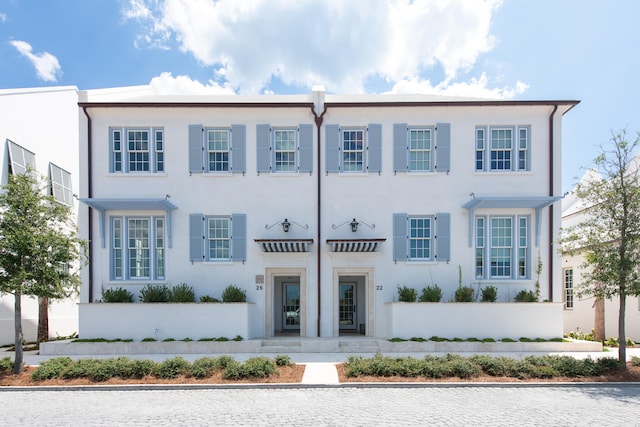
564, 268, 574, 309
341, 129, 365, 172
207, 128, 231, 172
6, 139, 36, 176
409, 128, 432, 172
409, 216, 433, 260
49, 163, 73, 206
475, 215, 530, 279
111, 216, 165, 280
110, 127, 164, 173
274, 129, 297, 172
207, 216, 231, 261
475, 126, 530, 172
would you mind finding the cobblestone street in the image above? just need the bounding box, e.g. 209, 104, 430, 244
1, 384, 639, 426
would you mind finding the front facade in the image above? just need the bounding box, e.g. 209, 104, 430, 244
0, 86, 80, 345
78, 87, 577, 339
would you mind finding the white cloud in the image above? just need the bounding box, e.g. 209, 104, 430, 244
124, 0, 514, 95
388, 73, 529, 99
9, 40, 61, 82
149, 72, 236, 94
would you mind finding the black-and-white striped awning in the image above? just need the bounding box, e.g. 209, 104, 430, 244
255, 239, 314, 253
326, 239, 386, 252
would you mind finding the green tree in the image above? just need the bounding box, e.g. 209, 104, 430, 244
0, 171, 85, 374
561, 130, 640, 367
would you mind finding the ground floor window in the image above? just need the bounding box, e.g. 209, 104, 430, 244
111, 216, 165, 280
563, 268, 574, 309
475, 215, 529, 279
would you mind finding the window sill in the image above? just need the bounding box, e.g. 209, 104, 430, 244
107, 173, 167, 177
202, 260, 234, 266
473, 171, 533, 176
202, 172, 234, 177
106, 280, 166, 285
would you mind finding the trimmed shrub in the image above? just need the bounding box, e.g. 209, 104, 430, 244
0, 357, 13, 371
139, 284, 169, 303
168, 283, 195, 302
419, 285, 442, 302
31, 357, 74, 381
454, 286, 475, 302
189, 357, 220, 378
101, 287, 134, 303
631, 356, 640, 367
274, 355, 294, 367
480, 285, 498, 302
154, 357, 190, 379
199, 295, 221, 303
397, 285, 417, 302
514, 289, 537, 302
221, 285, 247, 302
222, 356, 277, 380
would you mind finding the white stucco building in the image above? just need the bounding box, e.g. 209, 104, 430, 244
562, 170, 640, 341
77, 86, 578, 340
0, 86, 80, 345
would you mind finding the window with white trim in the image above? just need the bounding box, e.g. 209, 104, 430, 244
409, 216, 433, 260
564, 268, 574, 309
274, 129, 297, 172
49, 163, 73, 206
110, 127, 164, 173
207, 216, 230, 261
342, 129, 365, 172
111, 216, 165, 280
475, 126, 530, 172
475, 215, 529, 279
409, 128, 432, 172
6, 139, 36, 176
207, 129, 230, 172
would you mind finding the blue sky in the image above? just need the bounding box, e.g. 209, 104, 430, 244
1, 0, 638, 192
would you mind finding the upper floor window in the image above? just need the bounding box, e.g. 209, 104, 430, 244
257, 124, 313, 174
6, 139, 36, 176
475, 215, 530, 279
326, 124, 382, 174
475, 126, 530, 172
564, 268, 574, 309
111, 216, 165, 281
207, 129, 230, 172
110, 127, 164, 173
49, 163, 73, 206
189, 125, 245, 174
393, 212, 450, 262
393, 123, 450, 173
189, 213, 246, 262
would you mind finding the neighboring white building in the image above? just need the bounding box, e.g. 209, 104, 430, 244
0, 86, 80, 345
77, 86, 578, 339
562, 170, 640, 342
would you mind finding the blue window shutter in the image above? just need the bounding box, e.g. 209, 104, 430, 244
188, 125, 204, 173
231, 213, 247, 262
231, 124, 246, 173
256, 124, 271, 173
299, 124, 313, 173
189, 214, 204, 262
436, 123, 451, 172
367, 123, 382, 173
393, 123, 408, 173
325, 124, 340, 173
436, 212, 451, 261
393, 213, 408, 262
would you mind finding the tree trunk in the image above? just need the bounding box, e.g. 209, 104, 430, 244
13, 291, 23, 374
37, 296, 49, 343
618, 293, 627, 368
593, 297, 605, 342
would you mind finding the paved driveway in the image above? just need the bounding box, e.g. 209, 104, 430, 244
1, 384, 639, 426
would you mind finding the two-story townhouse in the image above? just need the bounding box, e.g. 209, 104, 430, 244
78, 86, 578, 340
0, 86, 80, 345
